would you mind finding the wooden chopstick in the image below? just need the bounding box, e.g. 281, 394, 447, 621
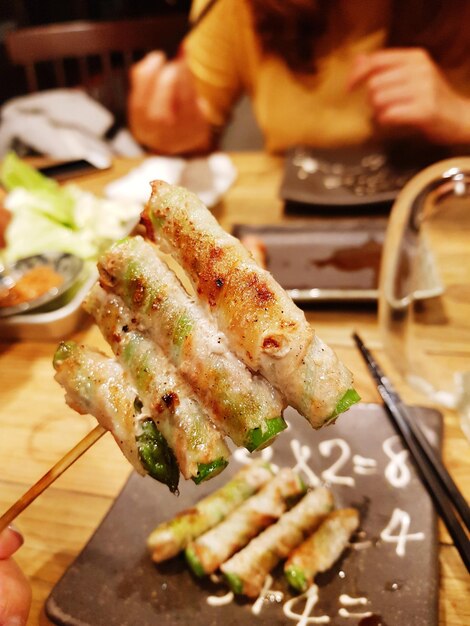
0, 424, 106, 533
352, 332, 470, 573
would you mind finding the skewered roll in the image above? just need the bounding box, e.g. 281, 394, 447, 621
84, 285, 230, 483
144, 181, 359, 425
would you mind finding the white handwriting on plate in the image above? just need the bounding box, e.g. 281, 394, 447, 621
206, 591, 234, 607
291, 439, 321, 487
339, 594, 368, 607
283, 584, 330, 625
383, 436, 411, 488
319, 439, 355, 487
233, 446, 279, 472
353, 455, 377, 475
380, 508, 425, 556
338, 594, 372, 619
251, 575, 283, 615
338, 608, 374, 619
236, 434, 412, 492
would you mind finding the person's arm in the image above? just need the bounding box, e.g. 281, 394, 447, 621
0, 527, 31, 626
128, 0, 245, 155
128, 51, 214, 155
348, 48, 470, 145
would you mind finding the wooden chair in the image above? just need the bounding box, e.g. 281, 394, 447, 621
5, 16, 188, 123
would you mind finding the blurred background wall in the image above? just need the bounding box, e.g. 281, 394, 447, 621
0, 0, 191, 105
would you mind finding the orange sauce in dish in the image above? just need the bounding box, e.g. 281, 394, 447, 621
0, 266, 63, 307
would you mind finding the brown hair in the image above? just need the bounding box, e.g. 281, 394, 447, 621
249, 0, 330, 73
248, 0, 469, 73
386, 0, 470, 68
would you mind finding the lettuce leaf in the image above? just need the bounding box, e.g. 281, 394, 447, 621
1, 151, 57, 193
1, 152, 76, 228
1, 154, 141, 264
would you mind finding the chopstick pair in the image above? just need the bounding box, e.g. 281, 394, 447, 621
0, 425, 106, 534
353, 332, 470, 573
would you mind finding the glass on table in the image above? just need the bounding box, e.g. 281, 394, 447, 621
378, 157, 470, 441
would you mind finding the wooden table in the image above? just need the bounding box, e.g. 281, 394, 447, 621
0, 154, 468, 625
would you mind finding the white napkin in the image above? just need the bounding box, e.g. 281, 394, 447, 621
105, 153, 237, 207
0, 89, 144, 166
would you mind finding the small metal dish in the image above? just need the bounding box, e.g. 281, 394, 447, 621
0, 252, 84, 318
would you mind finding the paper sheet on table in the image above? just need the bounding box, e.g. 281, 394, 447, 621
104, 153, 237, 208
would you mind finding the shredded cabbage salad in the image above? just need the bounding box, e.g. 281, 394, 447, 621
1, 153, 142, 264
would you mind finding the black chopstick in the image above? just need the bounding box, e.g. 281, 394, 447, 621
353, 332, 470, 530
188, 0, 220, 30
352, 332, 470, 573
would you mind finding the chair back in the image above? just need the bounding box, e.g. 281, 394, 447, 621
5, 16, 188, 122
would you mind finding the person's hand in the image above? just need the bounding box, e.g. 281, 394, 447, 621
128, 51, 213, 155
348, 48, 470, 144
0, 527, 31, 626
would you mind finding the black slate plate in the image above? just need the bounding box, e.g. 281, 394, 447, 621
233, 219, 386, 302
46, 403, 442, 626
279, 143, 450, 210
232, 220, 442, 304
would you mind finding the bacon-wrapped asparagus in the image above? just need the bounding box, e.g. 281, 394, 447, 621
84, 284, 230, 484
147, 460, 274, 562
185, 468, 306, 576
220, 487, 334, 597
284, 508, 359, 592
144, 181, 359, 426
98, 236, 287, 451
53, 341, 180, 492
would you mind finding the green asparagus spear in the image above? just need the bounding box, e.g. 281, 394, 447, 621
221, 487, 334, 597
53, 341, 179, 492
98, 236, 286, 452
326, 389, 361, 425
136, 418, 179, 493
185, 468, 307, 576
285, 508, 360, 592
147, 460, 275, 562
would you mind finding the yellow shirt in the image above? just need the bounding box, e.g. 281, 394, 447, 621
186, 0, 391, 152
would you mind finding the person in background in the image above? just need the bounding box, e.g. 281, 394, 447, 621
128, 0, 470, 155
0, 526, 31, 626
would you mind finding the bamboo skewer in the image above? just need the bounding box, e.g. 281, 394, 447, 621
0, 424, 106, 533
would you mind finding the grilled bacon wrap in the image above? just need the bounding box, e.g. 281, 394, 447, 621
84, 285, 230, 482
144, 181, 309, 376
97, 236, 287, 450
144, 181, 356, 425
